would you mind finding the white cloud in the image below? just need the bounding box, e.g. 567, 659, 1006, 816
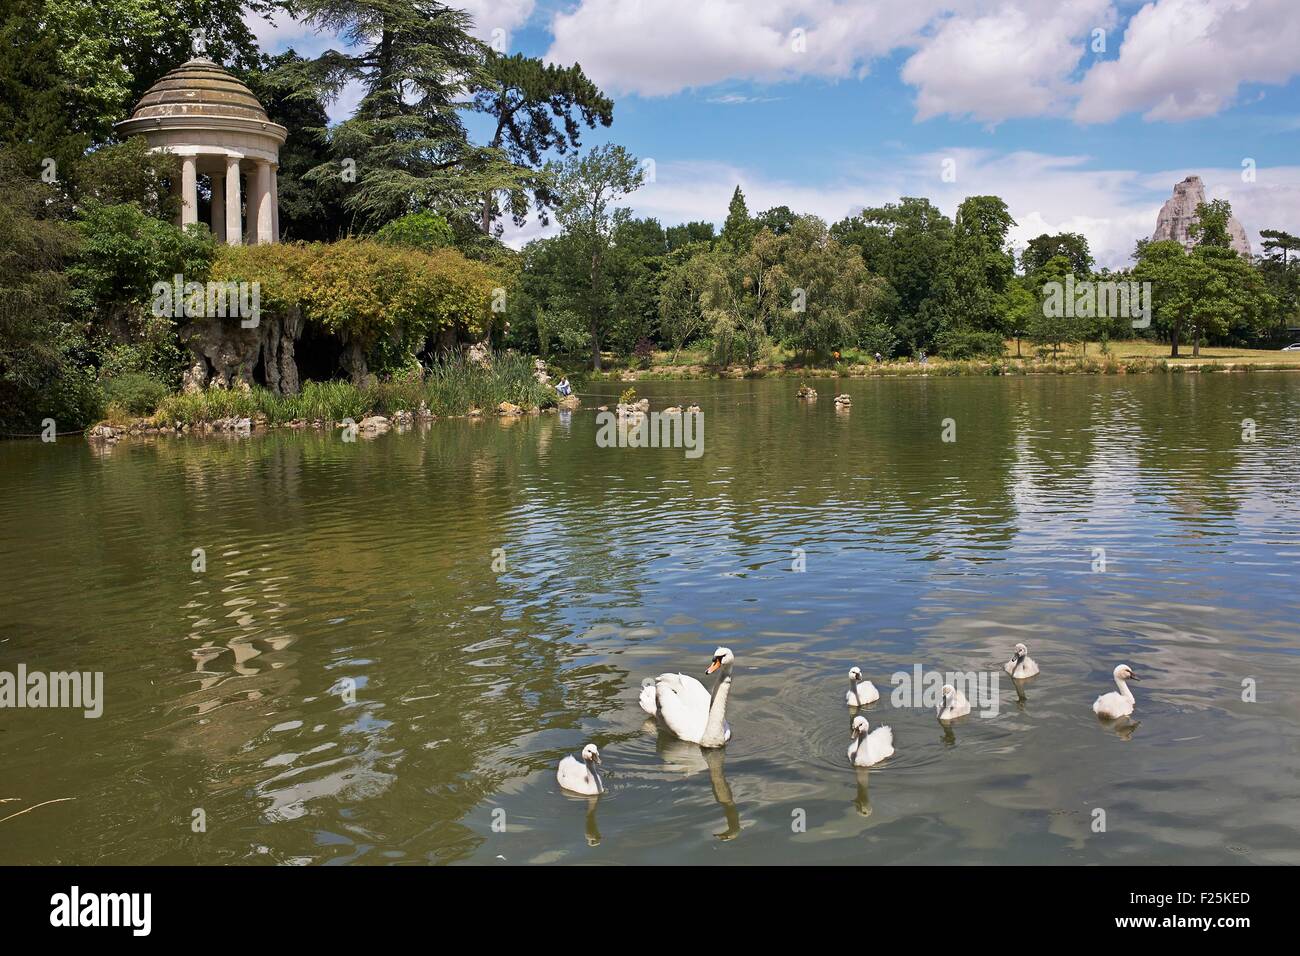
501, 149, 1300, 271
543, 0, 953, 97
1075, 0, 1300, 123
453, 0, 536, 44
543, 0, 1300, 125
901, 1, 1114, 123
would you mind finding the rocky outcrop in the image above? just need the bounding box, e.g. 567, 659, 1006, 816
180, 307, 305, 394
797, 384, 817, 400
1151, 176, 1250, 257
834, 393, 852, 407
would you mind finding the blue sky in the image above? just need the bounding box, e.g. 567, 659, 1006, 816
247, 0, 1300, 267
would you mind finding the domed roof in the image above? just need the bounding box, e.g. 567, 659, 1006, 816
125, 57, 271, 123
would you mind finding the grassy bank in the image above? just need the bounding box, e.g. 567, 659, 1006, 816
114, 352, 554, 428
592, 340, 1300, 381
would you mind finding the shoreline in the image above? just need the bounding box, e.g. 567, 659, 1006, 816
73, 354, 1300, 443
595, 355, 1300, 381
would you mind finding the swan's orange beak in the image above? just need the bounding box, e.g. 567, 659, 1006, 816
706, 659, 721, 674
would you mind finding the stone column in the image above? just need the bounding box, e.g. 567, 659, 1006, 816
210, 172, 226, 243
181, 155, 198, 228
224, 157, 242, 246
255, 160, 273, 245
270, 165, 280, 242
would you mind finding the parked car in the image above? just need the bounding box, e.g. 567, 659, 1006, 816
1282, 343, 1300, 351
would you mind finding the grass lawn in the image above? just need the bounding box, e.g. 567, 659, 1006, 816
1096, 339, 1300, 365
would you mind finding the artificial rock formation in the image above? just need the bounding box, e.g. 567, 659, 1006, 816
179, 308, 305, 394
1151, 176, 1250, 257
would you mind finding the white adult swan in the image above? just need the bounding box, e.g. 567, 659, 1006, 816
1093, 664, 1141, 719
936, 683, 971, 721
639, 647, 734, 748
848, 715, 894, 767
845, 666, 880, 707
556, 743, 605, 795
1004, 642, 1039, 679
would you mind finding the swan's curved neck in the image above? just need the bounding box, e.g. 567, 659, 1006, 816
1115, 676, 1133, 702
702, 666, 732, 746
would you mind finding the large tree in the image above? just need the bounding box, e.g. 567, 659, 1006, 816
1, 0, 276, 175
547, 144, 644, 370
831, 198, 953, 352
765, 216, 885, 360
1020, 232, 1093, 276
283, 0, 531, 229
473, 52, 613, 235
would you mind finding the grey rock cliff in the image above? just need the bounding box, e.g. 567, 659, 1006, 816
1151, 175, 1250, 257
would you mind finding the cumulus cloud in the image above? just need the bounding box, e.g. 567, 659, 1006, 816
901, 0, 1114, 122
1075, 0, 1300, 122
544, 0, 951, 97
453, 0, 536, 44
542, 0, 1299, 125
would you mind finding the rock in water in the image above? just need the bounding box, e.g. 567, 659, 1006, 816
1151, 175, 1251, 257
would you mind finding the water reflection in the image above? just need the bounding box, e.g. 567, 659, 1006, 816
1, 374, 1298, 864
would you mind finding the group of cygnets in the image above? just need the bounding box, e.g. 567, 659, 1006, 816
556, 643, 1143, 795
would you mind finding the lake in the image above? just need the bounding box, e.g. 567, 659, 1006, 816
2, 373, 1299, 865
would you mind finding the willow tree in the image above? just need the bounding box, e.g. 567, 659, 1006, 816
284, 0, 530, 229
473, 52, 613, 235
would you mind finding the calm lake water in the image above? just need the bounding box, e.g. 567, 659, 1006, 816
2, 374, 1299, 865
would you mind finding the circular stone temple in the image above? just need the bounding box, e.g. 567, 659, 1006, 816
114, 57, 288, 244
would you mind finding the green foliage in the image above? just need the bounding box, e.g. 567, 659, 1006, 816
764, 216, 887, 359
67, 137, 179, 219
374, 211, 455, 250
244, 51, 349, 243
666, 221, 716, 250
546, 144, 645, 369
102, 371, 169, 415
286, 0, 531, 229
721, 186, 756, 250
0, 148, 98, 430
934, 328, 1006, 359
68, 203, 217, 311
210, 238, 504, 373
1020, 232, 1093, 276
1134, 228, 1274, 356
473, 51, 614, 233
154, 350, 550, 424
832, 198, 953, 352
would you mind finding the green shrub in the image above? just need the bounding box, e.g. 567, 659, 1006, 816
101, 372, 169, 416
374, 212, 454, 251
935, 329, 1007, 359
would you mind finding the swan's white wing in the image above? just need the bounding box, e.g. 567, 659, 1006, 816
655, 673, 710, 744
867, 725, 894, 763
1093, 691, 1131, 718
